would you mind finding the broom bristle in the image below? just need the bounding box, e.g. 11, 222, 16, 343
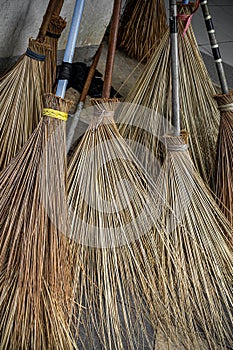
0, 93, 76, 349
214, 92, 233, 226
154, 135, 233, 349
0, 38, 51, 171
117, 15, 220, 186
118, 0, 167, 61
67, 100, 233, 349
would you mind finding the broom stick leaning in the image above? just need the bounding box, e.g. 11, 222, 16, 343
66, 42, 103, 152
200, 0, 228, 94
37, 0, 57, 42
102, 0, 122, 98
45, 0, 67, 90
200, 0, 233, 226
170, 0, 180, 135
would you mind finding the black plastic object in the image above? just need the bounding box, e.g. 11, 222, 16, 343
57, 62, 121, 98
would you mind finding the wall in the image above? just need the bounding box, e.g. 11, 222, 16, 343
0, 0, 114, 71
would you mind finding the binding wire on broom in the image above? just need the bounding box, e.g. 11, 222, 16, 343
0, 0, 58, 171
67, 0, 233, 348
199, 0, 233, 226
117, 1, 220, 186
118, 0, 167, 61
0, 0, 86, 348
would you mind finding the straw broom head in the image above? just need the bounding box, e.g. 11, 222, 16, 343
67, 99, 229, 349
118, 0, 168, 61
118, 14, 220, 186
154, 134, 233, 349
0, 93, 77, 349
0, 38, 51, 171
214, 91, 233, 226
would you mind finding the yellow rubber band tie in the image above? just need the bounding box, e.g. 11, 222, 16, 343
43, 108, 68, 121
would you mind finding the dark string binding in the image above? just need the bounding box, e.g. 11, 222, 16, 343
26, 48, 46, 61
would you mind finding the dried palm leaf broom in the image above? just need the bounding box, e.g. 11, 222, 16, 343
0, 0, 86, 348
118, 0, 168, 61
117, 2, 220, 186
200, 0, 233, 226
153, 1, 233, 348
0, 0, 58, 171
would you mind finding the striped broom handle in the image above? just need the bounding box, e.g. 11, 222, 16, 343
200, 0, 229, 94
170, 0, 180, 135
56, 0, 85, 98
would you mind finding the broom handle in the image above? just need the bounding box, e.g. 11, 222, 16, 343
37, 0, 57, 42
53, 0, 65, 17
200, 0, 229, 94
80, 44, 103, 102
170, 0, 180, 134
66, 43, 103, 152
102, 0, 122, 98
56, 0, 85, 98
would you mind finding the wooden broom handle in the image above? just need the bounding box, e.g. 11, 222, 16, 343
80, 43, 103, 102
37, 0, 57, 42
53, 0, 65, 17
102, 0, 122, 98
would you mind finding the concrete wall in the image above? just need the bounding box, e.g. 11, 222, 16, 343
0, 0, 114, 71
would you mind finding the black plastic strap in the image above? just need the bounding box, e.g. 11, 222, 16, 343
58, 61, 73, 80
212, 47, 221, 60
46, 31, 61, 39
170, 17, 178, 34
26, 48, 46, 61
205, 18, 214, 32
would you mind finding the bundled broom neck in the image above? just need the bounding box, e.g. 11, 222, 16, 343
45, 0, 67, 91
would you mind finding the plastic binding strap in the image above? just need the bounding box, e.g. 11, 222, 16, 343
26, 48, 46, 61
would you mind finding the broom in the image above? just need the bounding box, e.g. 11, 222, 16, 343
0, 0, 86, 348
200, 0, 233, 226
118, 0, 168, 62
66, 0, 218, 347
45, 0, 67, 90
0, 0, 57, 171
117, 2, 220, 186
153, 1, 233, 348
67, 0, 165, 347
